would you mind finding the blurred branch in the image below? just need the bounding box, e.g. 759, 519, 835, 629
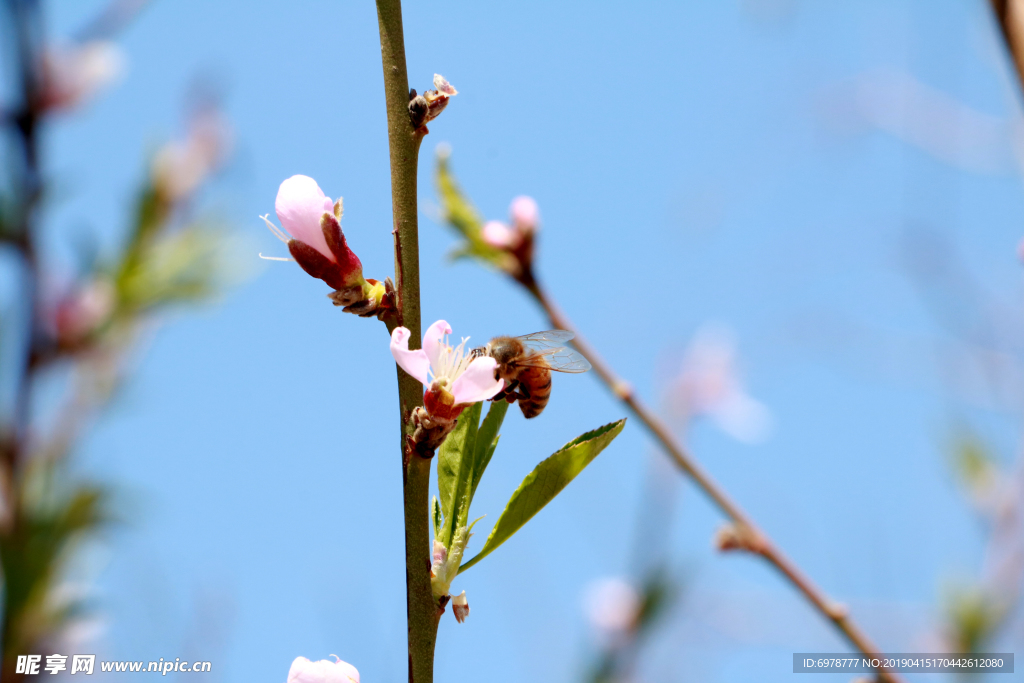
74, 0, 150, 42
5, 0, 44, 455
526, 282, 901, 683
991, 1, 1024, 94
2, 1, 56, 679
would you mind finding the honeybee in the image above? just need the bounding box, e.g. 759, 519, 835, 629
475, 331, 591, 418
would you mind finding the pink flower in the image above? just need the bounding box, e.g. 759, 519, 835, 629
670, 324, 771, 443
262, 176, 366, 294
433, 73, 458, 97
584, 577, 639, 641
390, 320, 503, 414
52, 278, 115, 342
152, 107, 231, 202
39, 41, 124, 111
275, 176, 336, 262
287, 656, 359, 683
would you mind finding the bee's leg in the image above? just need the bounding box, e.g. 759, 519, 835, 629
517, 382, 532, 399
502, 380, 521, 403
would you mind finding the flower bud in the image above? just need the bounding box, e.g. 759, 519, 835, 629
264, 176, 392, 317
509, 195, 539, 233
52, 278, 116, 345
152, 107, 231, 203
475, 196, 541, 283
451, 591, 470, 624
287, 656, 359, 683
275, 177, 364, 289
39, 41, 124, 112
482, 220, 516, 249
409, 74, 458, 131
584, 578, 640, 641
430, 525, 473, 600
714, 522, 766, 554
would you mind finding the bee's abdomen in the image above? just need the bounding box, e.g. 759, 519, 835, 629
518, 365, 552, 419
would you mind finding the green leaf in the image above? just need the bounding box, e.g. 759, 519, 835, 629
470, 400, 508, 502
436, 155, 484, 241
459, 419, 626, 573
435, 155, 510, 268
436, 401, 511, 547
436, 402, 481, 547
431, 496, 443, 540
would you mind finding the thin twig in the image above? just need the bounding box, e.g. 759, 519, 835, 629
2, 1, 44, 681
991, 1, 1024, 92
522, 278, 903, 683
374, 1, 438, 681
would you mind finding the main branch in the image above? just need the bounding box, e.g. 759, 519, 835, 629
374, 1, 437, 681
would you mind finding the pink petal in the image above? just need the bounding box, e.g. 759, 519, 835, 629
509, 195, 539, 231
451, 356, 503, 405
433, 74, 458, 96
422, 319, 452, 371
390, 327, 430, 385
275, 175, 335, 262
482, 220, 515, 248
287, 656, 360, 683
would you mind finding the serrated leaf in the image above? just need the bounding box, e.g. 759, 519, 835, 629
459, 419, 626, 573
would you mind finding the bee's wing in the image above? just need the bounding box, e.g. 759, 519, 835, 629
515, 331, 591, 373
515, 330, 576, 348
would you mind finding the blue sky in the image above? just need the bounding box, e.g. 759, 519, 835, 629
29, 0, 1024, 681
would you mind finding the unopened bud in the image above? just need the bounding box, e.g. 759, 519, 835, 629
409, 405, 459, 454
451, 591, 470, 624
714, 522, 766, 554
152, 108, 230, 203
408, 74, 458, 132
39, 41, 124, 112
509, 196, 539, 233
53, 278, 116, 344
433, 74, 458, 97
482, 220, 516, 249
336, 277, 395, 320
265, 176, 391, 317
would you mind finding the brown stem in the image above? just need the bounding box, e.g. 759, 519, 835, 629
522, 278, 903, 683
374, 0, 438, 680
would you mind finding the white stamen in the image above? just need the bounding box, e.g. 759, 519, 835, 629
430, 334, 475, 384
260, 214, 291, 244
258, 253, 293, 262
